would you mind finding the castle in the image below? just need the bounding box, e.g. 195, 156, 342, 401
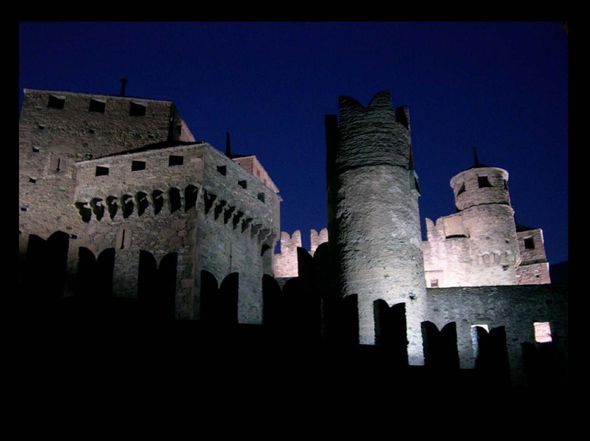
18, 87, 567, 388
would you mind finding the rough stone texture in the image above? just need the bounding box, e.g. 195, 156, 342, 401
423, 284, 567, 386
19, 89, 280, 323
515, 229, 550, 284
327, 91, 427, 365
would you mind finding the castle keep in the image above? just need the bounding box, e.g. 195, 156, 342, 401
18, 88, 567, 387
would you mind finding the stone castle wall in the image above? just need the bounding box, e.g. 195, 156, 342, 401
19, 89, 187, 252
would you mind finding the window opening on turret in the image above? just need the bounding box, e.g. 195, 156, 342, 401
524, 237, 535, 250
217, 165, 227, 176
457, 183, 466, 195
503, 179, 508, 190
238, 180, 247, 189
257, 192, 265, 203
32, 146, 40, 153
478, 176, 492, 188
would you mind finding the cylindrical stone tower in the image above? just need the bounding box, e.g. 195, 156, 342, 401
326, 91, 426, 365
449, 161, 521, 285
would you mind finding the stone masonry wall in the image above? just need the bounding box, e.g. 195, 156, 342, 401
194, 146, 280, 323
73, 143, 205, 317
19, 89, 183, 254
423, 284, 568, 386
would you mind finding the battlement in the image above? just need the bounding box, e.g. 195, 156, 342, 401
333, 91, 413, 171
273, 228, 329, 278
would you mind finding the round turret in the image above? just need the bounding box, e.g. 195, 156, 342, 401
450, 165, 511, 211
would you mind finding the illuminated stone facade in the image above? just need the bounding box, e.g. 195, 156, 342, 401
19, 89, 280, 322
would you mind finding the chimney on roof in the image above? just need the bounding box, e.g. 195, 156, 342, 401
120, 77, 128, 97
225, 131, 231, 157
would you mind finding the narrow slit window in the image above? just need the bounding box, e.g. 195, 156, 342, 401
503, 179, 508, 190
129, 102, 147, 116
132, 160, 146, 171
524, 237, 535, 250
457, 183, 466, 196
96, 166, 109, 176
257, 192, 265, 202
478, 176, 492, 188
48, 95, 65, 109
89, 99, 106, 113
169, 155, 184, 166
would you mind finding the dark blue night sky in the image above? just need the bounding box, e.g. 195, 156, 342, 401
19, 22, 568, 264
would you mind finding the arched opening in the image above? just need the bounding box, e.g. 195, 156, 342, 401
122, 194, 134, 218
75, 202, 92, 223
152, 190, 164, 215
91, 198, 105, 221
169, 188, 181, 213
185, 185, 198, 212
136, 192, 149, 217
107, 196, 119, 220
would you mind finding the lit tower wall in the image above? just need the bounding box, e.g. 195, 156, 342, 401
326, 91, 426, 365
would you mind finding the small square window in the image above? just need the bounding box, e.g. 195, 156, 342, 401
169, 155, 184, 166
48, 95, 65, 109
89, 99, 106, 113
257, 192, 265, 202
132, 160, 146, 171
96, 166, 109, 176
32, 146, 40, 153
524, 237, 535, 250
217, 165, 227, 176
29, 177, 37, 184
430, 279, 439, 288
478, 176, 492, 188
130, 102, 147, 116
238, 180, 247, 189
